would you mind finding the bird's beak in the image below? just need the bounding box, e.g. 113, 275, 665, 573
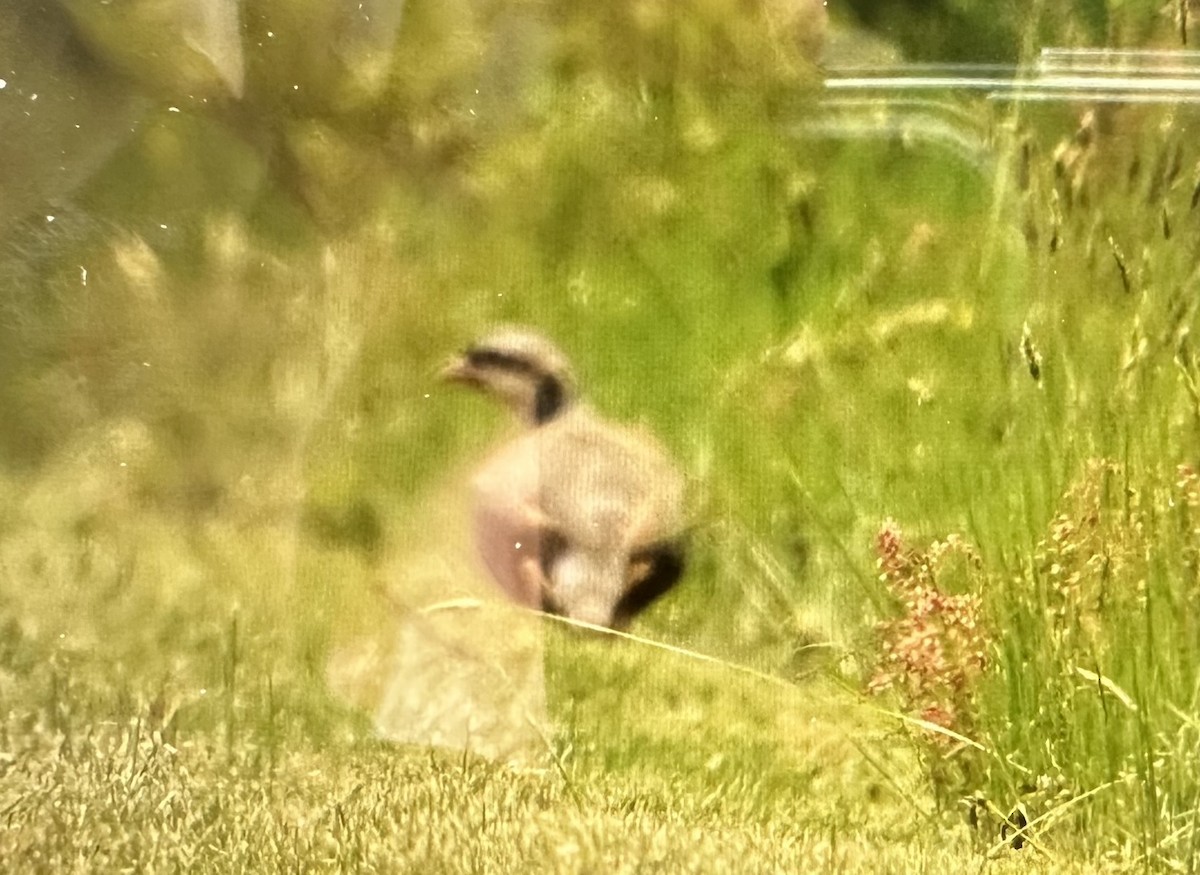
439, 355, 474, 383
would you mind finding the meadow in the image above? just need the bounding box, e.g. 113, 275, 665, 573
3, 2, 1200, 871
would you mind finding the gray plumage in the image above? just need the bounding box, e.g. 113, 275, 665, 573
442, 326, 686, 629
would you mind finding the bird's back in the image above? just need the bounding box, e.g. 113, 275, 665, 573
533, 406, 685, 552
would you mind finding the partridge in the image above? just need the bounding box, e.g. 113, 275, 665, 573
442, 326, 687, 629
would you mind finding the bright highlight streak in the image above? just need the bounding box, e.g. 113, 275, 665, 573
824, 48, 1200, 104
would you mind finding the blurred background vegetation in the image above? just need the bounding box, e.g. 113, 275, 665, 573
3, 0, 1200, 869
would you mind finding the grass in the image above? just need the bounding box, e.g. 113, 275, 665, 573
4, 4, 1200, 871
0, 719, 1110, 873
0, 623, 1135, 873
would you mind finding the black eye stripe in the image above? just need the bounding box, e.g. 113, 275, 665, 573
462, 343, 570, 423
465, 347, 540, 375
613, 541, 686, 626
534, 376, 564, 423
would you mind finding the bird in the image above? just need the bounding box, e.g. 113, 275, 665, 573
441, 326, 687, 630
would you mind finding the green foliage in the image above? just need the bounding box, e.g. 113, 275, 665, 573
2, 0, 1200, 870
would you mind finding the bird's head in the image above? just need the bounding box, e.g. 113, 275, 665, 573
540, 536, 686, 632
441, 326, 576, 425
541, 548, 629, 630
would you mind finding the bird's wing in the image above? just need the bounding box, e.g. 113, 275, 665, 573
533, 409, 685, 551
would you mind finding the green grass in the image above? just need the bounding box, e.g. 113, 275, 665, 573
5, 3, 1200, 871
0, 717, 1126, 873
